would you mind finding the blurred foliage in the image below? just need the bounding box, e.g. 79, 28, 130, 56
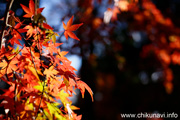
66, 0, 180, 120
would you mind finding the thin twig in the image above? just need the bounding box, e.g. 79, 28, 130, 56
34, 0, 47, 119
0, 0, 14, 50
35, 80, 45, 119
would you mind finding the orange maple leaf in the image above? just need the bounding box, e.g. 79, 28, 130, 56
63, 16, 83, 40
24, 23, 41, 38
0, 58, 19, 75
20, 0, 44, 18
44, 66, 58, 78
76, 80, 94, 101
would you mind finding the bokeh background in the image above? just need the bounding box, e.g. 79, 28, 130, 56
1, 0, 180, 120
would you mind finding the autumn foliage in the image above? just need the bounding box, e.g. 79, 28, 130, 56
1, 0, 180, 119
63, 1, 180, 119
107, 0, 178, 93
0, 0, 93, 119
75, 0, 179, 94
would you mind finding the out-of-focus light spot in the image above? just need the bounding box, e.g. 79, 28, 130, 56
5, 109, 9, 114
95, 92, 103, 101
104, 8, 113, 24
139, 71, 149, 85
114, 0, 119, 6
151, 72, 159, 82
159, 50, 171, 65
118, 0, 129, 11
100, 30, 109, 36
151, 71, 162, 82
164, 82, 173, 94
92, 18, 102, 29
132, 32, 141, 42
16, 8, 23, 16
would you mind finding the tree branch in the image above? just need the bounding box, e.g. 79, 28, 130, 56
0, 0, 14, 50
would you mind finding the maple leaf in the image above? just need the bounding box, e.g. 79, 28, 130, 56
63, 16, 83, 40
44, 41, 63, 55
1, 84, 15, 98
42, 23, 53, 30
46, 102, 66, 120
76, 80, 94, 101
0, 58, 19, 75
20, 0, 44, 18
45, 30, 59, 44
44, 66, 58, 79
24, 24, 41, 38
9, 22, 27, 46
58, 90, 70, 105
57, 48, 68, 58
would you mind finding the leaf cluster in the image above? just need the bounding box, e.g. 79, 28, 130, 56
0, 0, 93, 119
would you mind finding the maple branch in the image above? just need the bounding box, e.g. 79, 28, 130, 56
29, 44, 46, 119
34, 0, 47, 115
35, 0, 40, 15
13, 71, 18, 101
35, 34, 47, 120
29, 47, 39, 75
0, 0, 14, 50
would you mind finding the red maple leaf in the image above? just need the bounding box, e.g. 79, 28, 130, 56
20, 0, 44, 18
63, 16, 83, 40
9, 22, 27, 46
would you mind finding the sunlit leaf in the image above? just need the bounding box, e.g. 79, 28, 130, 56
63, 16, 83, 40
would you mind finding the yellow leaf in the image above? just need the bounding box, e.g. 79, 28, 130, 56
43, 108, 52, 120
47, 102, 56, 115
52, 34, 56, 44
55, 112, 66, 120
34, 82, 43, 92
46, 102, 64, 119
70, 105, 80, 110
25, 98, 34, 110
58, 90, 69, 105
45, 30, 59, 44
